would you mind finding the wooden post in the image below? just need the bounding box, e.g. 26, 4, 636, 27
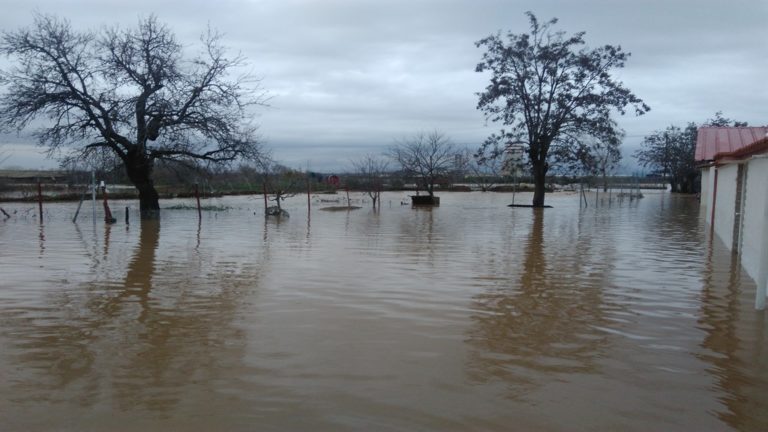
346, 185, 351, 209
125, 206, 129, 225
608, 182, 612, 207
579, 182, 583, 208
91, 171, 96, 223
37, 181, 43, 223
595, 186, 599, 207
195, 183, 202, 220
307, 175, 311, 213
620, 184, 624, 204
73, 185, 88, 223
102, 183, 116, 224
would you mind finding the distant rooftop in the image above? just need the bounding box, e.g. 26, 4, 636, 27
695, 127, 768, 162
0, 169, 67, 180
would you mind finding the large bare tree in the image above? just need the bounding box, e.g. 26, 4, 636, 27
389, 131, 457, 197
0, 14, 266, 218
476, 12, 648, 207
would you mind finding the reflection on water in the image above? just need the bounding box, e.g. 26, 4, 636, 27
467, 209, 609, 398
0, 192, 767, 431
1, 214, 267, 430
698, 239, 768, 430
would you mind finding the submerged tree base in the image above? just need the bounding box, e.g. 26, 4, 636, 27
508, 204, 553, 208
411, 195, 440, 206
266, 206, 289, 217
319, 206, 362, 212
140, 209, 161, 220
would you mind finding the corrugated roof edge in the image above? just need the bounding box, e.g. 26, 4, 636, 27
695, 126, 768, 162
713, 137, 768, 164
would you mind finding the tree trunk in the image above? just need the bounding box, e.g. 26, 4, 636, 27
531, 161, 547, 207
125, 153, 160, 219
669, 177, 680, 193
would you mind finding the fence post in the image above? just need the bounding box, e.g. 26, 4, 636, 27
37, 181, 43, 223
91, 171, 96, 223
195, 183, 202, 220
101, 182, 116, 224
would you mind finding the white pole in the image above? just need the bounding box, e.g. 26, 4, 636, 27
512, 168, 517, 205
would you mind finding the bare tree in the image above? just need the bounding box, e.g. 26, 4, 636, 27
591, 137, 622, 192
257, 157, 300, 216
351, 154, 389, 208
553, 131, 622, 190
389, 131, 457, 197
463, 147, 504, 192
0, 14, 266, 218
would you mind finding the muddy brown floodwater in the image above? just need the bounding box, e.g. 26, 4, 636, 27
1, 191, 767, 431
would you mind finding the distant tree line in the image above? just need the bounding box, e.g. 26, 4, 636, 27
4, 10, 738, 211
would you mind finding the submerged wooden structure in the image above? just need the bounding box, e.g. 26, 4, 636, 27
411, 195, 440, 206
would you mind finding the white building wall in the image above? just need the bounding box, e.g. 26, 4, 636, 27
701, 166, 717, 224
700, 168, 709, 212
713, 164, 738, 250
740, 157, 768, 284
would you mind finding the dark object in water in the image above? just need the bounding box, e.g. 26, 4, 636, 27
508, 204, 553, 208
319, 206, 362, 212
266, 206, 289, 217
411, 195, 440, 206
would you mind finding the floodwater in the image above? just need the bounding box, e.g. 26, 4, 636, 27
0, 191, 766, 431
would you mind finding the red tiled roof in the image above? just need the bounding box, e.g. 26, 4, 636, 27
695, 127, 768, 162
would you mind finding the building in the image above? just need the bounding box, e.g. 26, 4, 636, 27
696, 127, 768, 309
0, 169, 69, 185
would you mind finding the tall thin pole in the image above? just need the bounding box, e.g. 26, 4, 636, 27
263, 182, 268, 215
346, 185, 351, 209
595, 184, 599, 207
102, 182, 115, 224
608, 180, 612, 207
307, 174, 311, 213
73, 185, 87, 223
91, 171, 96, 223
195, 182, 202, 220
512, 169, 517, 205
37, 180, 43, 223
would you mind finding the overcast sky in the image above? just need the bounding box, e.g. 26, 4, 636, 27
1, 0, 766, 172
